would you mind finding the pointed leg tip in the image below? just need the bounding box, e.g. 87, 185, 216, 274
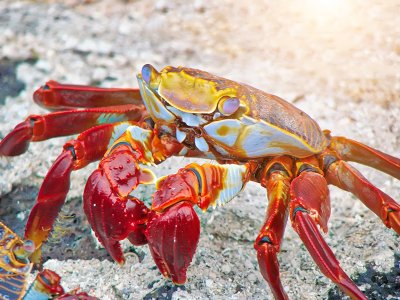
293, 211, 366, 300
103, 239, 126, 265
171, 277, 187, 286
255, 243, 289, 300
0, 120, 32, 156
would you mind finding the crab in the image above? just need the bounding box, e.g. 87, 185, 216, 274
0, 221, 98, 300
0, 64, 399, 299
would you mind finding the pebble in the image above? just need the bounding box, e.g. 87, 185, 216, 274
205, 279, 213, 287
221, 264, 231, 274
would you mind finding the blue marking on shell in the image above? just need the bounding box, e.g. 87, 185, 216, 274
204, 116, 315, 158
23, 285, 51, 300
160, 125, 173, 134
205, 151, 216, 159
213, 144, 230, 156
178, 147, 188, 156
239, 119, 313, 157
213, 112, 221, 119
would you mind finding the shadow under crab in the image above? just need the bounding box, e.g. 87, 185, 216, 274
0, 185, 110, 262
328, 252, 400, 300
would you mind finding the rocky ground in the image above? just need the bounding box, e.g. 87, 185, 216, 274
0, 1, 399, 299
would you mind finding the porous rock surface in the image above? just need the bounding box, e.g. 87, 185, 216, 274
0, 1, 399, 299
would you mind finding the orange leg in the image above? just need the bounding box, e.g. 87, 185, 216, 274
329, 135, 400, 180
325, 159, 400, 234
254, 157, 293, 300
290, 159, 366, 300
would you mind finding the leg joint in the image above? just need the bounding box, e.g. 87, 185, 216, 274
292, 206, 308, 220
257, 236, 273, 246
322, 154, 339, 173
108, 141, 135, 154
65, 145, 77, 160
297, 163, 320, 175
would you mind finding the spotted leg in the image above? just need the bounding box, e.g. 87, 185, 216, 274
149, 162, 253, 283
24, 121, 138, 262
0, 104, 146, 156
290, 157, 367, 300
254, 157, 293, 300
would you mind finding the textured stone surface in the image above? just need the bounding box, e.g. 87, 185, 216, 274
0, 1, 399, 299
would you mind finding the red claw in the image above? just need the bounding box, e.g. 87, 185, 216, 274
84, 145, 200, 283
145, 201, 200, 285
0, 119, 33, 156
83, 169, 150, 264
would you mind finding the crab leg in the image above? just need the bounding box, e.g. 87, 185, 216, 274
330, 136, 400, 180
325, 159, 400, 234
149, 162, 253, 284
254, 157, 293, 300
290, 159, 366, 300
0, 104, 147, 156
33, 80, 143, 110
24, 121, 137, 262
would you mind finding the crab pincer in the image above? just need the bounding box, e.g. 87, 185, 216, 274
146, 170, 202, 284
83, 139, 201, 283
83, 144, 154, 263
145, 202, 200, 284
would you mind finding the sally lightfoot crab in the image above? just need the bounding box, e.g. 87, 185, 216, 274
0, 221, 98, 299
1, 64, 399, 299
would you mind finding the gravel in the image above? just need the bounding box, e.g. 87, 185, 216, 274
0, 1, 399, 299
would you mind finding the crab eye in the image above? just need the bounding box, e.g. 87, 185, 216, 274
218, 97, 240, 116
141, 64, 160, 88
